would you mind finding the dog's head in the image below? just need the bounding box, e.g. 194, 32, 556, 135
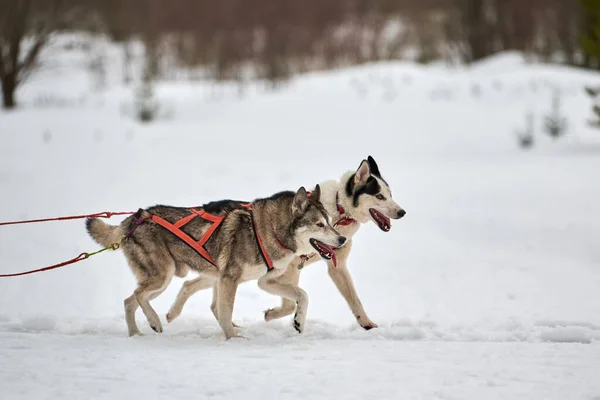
290, 185, 346, 260
344, 156, 406, 231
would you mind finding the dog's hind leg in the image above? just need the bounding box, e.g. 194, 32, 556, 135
131, 260, 175, 334
166, 274, 217, 323
263, 265, 300, 322
258, 270, 308, 334
125, 287, 169, 336
124, 294, 142, 336
135, 278, 172, 334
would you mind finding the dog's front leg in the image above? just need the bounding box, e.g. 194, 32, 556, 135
264, 265, 300, 322
327, 240, 378, 330
258, 271, 309, 333
216, 275, 243, 340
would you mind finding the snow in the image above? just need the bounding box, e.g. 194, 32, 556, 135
1, 37, 600, 399
3, 333, 599, 400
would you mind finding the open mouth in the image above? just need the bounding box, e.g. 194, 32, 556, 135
369, 208, 391, 232
309, 238, 337, 265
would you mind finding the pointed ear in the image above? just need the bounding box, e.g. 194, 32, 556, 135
292, 186, 310, 218
367, 155, 380, 177
354, 159, 370, 186
310, 184, 321, 203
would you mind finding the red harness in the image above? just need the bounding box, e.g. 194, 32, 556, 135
150, 209, 224, 267
147, 192, 353, 271
149, 203, 275, 270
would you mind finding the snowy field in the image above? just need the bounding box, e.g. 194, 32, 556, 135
1, 37, 600, 399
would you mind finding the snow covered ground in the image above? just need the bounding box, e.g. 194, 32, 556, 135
1, 38, 600, 399
3, 332, 599, 400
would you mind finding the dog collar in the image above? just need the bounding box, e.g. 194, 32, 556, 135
274, 233, 313, 264
274, 234, 292, 252
334, 192, 356, 227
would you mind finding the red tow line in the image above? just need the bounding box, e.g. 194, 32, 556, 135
0, 211, 136, 278
0, 211, 135, 226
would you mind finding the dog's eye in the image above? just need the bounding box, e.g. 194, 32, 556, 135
316, 222, 325, 228
376, 194, 385, 201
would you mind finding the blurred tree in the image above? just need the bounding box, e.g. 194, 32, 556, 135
0, 0, 83, 109
555, 0, 580, 65
1, 0, 588, 103
580, 0, 600, 67
580, 0, 600, 127
94, 0, 138, 84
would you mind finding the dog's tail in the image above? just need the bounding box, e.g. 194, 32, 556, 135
85, 218, 124, 247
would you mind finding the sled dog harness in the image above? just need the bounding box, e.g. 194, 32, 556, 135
144, 203, 276, 270
141, 192, 350, 272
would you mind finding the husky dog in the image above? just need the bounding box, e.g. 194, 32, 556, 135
168, 156, 405, 331
86, 185, 345, 339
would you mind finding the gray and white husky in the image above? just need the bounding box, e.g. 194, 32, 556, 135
86, 185, 345, 339
168, 156, 405, 331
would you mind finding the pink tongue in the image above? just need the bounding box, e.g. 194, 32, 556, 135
380, 211, 391, 225
320, 242, 337, 267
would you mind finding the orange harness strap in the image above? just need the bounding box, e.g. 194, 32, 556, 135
240, 203, 274, 270
150, 205, 274, 270
150, 208, 224, 266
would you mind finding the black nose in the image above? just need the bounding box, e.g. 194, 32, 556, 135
397, 209, 406, 219
338, 236, 347, 247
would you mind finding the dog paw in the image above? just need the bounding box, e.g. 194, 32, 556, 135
128, 330, 143, 337
166, 310, 179, 324
358, 317, 378, 331
149, 319, 163, 333
293, 312, 305, 334
293, 319, 302, 333
264, 308, 277, 322
264, 305, 296, 322
362, 323, 377, 331
225, 332, 249, 340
